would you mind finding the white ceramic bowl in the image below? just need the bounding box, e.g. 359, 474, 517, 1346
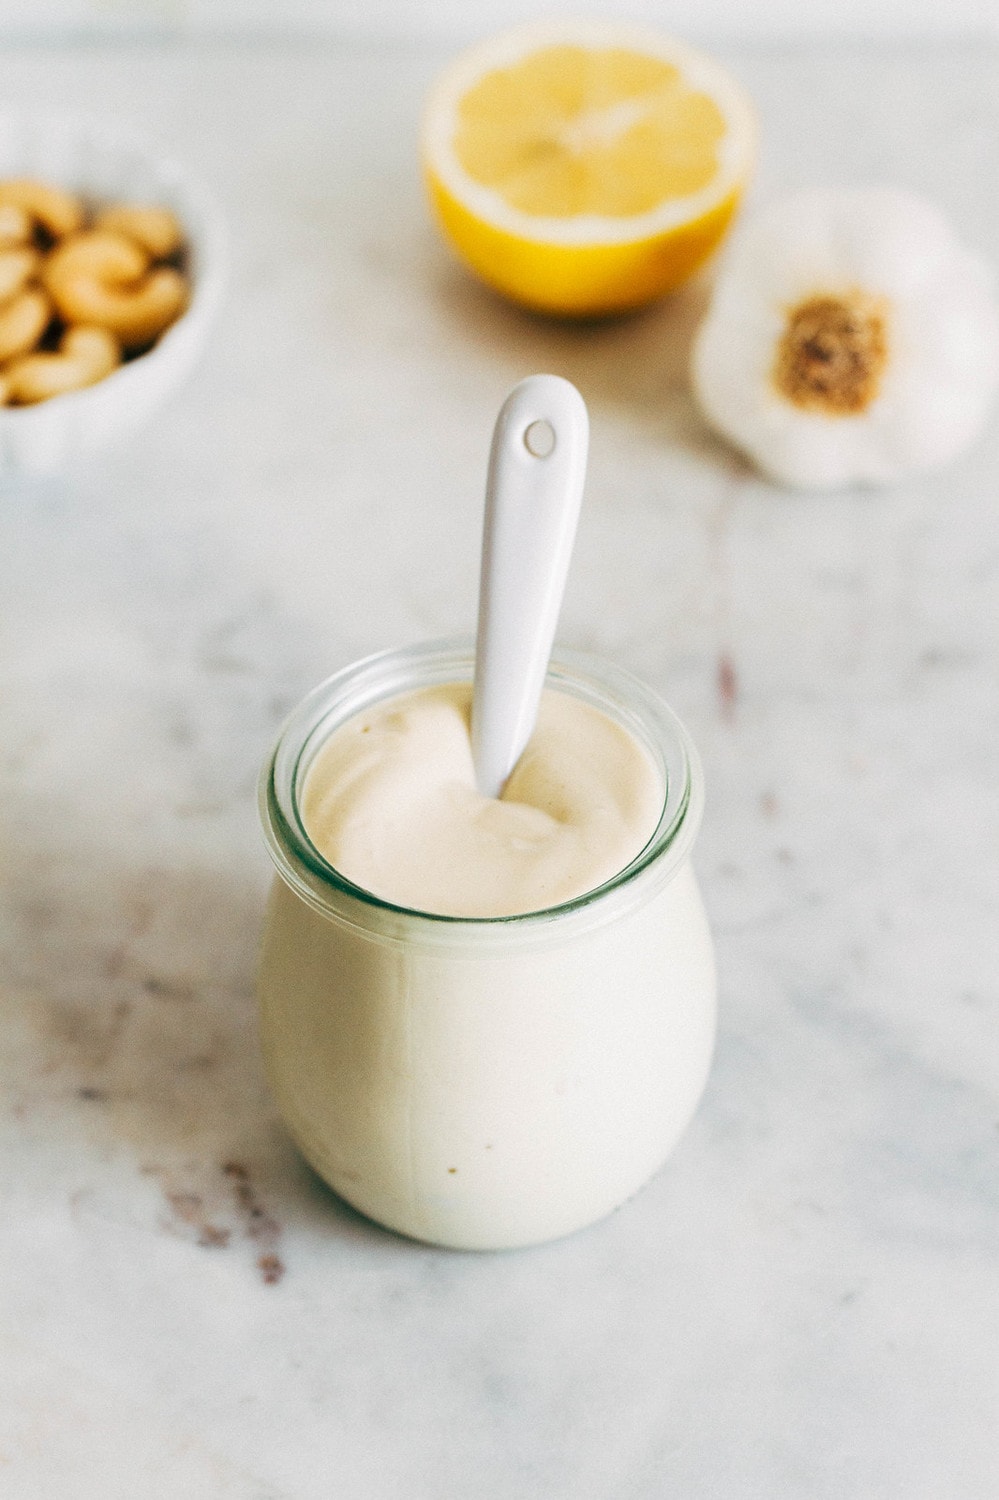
0, 114, 226, 479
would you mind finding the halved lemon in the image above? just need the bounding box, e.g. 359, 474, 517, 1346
422, 21, 756, 317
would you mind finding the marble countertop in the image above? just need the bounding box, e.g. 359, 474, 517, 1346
1, 34, 997, 1500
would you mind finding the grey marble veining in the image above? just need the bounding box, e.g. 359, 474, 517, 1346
0, 36, 997, 1500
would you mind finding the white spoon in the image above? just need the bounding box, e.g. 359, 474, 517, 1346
471, 374, 589, 799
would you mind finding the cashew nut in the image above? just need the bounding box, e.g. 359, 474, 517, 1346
47, 228, 148, 283
95, 203, 184, 260
3, 325, 120, 404
0, 246, 39, 302
0, 201, 31, 246
0, 178, 84, 240
0, 287, 51, 363
44, 229, 187, 348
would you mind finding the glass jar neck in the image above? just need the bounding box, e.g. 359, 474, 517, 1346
259, 637, 704, 951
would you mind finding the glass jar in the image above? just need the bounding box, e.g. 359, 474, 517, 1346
258, 638, 716, 1250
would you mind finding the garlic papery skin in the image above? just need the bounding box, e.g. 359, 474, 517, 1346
691, 188, 999, 489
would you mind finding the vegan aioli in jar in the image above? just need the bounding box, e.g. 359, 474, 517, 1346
258, 639, 716, 1250
300, 679, 665, 918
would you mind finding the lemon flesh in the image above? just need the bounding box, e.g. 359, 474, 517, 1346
455, 47, 727, 219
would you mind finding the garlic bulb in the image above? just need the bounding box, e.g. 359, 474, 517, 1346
691, 188, 999, 488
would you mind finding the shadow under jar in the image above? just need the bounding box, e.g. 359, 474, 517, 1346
258, 638, 716, 1251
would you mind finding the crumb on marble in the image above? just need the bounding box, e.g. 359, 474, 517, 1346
198, 1225, 231, 1249
165, 1190, 203, 1223
160, 1187, 228, 1250
145, 1161, 285, 1280
223, 1160, 285, 1281
717, 653, 738, 717
142, 975, 196, 1001
258, 1253, 285, 1285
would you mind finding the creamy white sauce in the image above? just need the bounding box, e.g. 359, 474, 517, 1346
259, 861, 716, 1249
300, 681, 664, 917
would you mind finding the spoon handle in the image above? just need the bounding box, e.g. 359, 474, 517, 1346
471, 374, 589, 799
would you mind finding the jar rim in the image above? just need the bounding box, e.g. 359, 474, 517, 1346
259, 636, 704, 941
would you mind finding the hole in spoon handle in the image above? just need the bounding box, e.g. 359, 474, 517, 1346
471, 375, 590, 799
524, 419, 556, 458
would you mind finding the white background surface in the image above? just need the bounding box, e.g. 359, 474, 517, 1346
1, 0, 998, 40
0, 27, 997, 1500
